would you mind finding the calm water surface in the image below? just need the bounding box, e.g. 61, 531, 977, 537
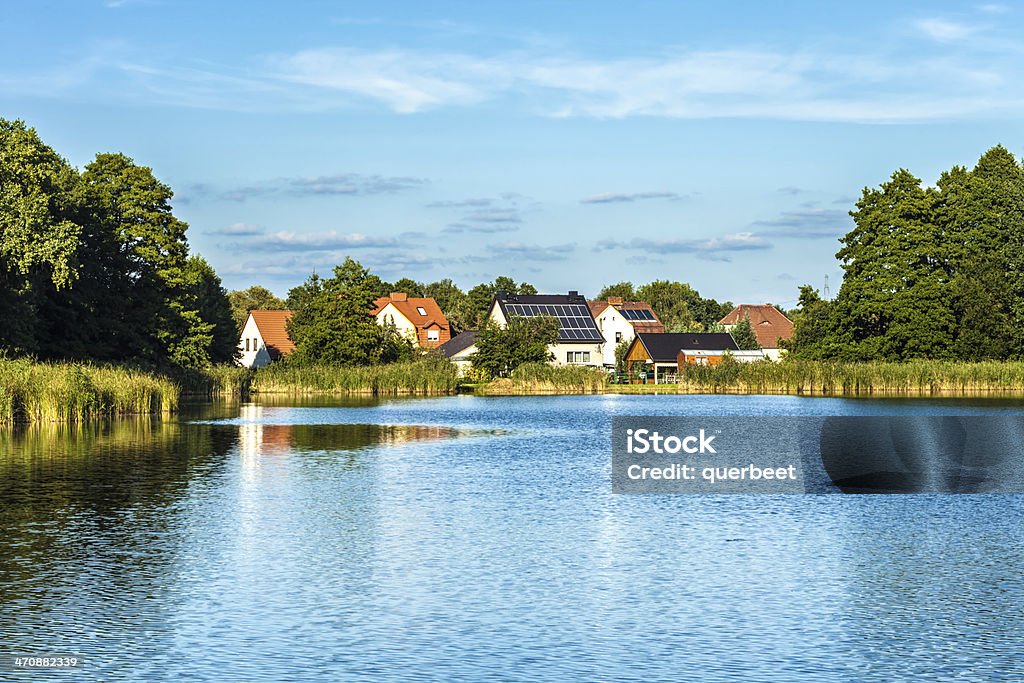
3, 394, 1024, 682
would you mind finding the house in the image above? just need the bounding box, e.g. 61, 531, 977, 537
625, 332, 752, 383
719, 304, 794, 361
237, 310, 295, 368
487, 290, 604, 366
437, 330, 478, 375
372, 292, 451, 349
588, 297, 665, 367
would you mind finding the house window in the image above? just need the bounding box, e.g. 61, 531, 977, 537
427, 329, 440, 342
245, 338, 250, 351
417, 306, 427, 316
615, 332, 623, 343
566, 351, 591, 364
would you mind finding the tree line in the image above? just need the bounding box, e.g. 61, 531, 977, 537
0, 118, 741, 371
0, 119, 235, 369
788, 145, 1024, 361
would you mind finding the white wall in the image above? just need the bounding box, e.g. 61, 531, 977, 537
375, 304, 417, 343
593, 306, 635, 367
237, 315, 273, 368
550, 342, 604, 367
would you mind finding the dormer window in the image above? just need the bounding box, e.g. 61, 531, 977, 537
417, 306, 427, 316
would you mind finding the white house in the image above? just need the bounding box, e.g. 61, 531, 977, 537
371, 292, 451, 349
588, 297, 666, 367
487, 290, 604, 367
237, 310, 295, 368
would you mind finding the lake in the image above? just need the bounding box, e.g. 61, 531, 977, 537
3, 394, 1024, 681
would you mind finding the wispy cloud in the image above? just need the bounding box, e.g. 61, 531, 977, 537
596, 232, 771, 261
186, 173, 427, 203
916, 18, 979, 42
426, 197, 494, 208
10, 20, 1023, 123
581, 190, 683, 204
246, 230, 403, 252
752, 207, 852, 239
487, 241, 575, 261
432, 194, 528, 232
777, 186, 807, 196
209, 222, 265, 236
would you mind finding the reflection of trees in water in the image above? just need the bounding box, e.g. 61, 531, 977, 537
0, 419, 237, 673
237, 405, 457, 461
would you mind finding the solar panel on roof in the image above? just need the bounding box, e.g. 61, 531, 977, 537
502, 298, 603, 341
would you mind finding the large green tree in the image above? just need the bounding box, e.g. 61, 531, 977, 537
0, 120, 84, 354
287, 258, 405, 366
829, 169, 954, 360
82, 152, 197, 365
184, 256, 237, 365
471, 316, 559, 378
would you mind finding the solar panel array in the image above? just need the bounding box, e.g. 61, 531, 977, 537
620, 308, 656, 321
504, 303, 604, 342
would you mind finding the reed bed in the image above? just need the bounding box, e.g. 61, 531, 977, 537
0, 359, 179, 424
477, 362, 609, 395
619, 359, 1024, 396
249, 357, 460, 396
176, 365, 253, 397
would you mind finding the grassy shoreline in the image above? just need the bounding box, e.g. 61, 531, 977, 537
0, 360, 179, 424
8, 357, 1024, 423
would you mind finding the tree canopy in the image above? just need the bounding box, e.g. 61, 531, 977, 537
0, 119, 234, 368
471, 316, 559, 378
286, 258, 411, 366
788, 145, 1024, 362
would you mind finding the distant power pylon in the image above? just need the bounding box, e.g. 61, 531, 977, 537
823, 274, 831, 300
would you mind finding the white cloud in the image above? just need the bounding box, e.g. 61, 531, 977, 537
7, 24, 1023, 123
916, 18, 978, 42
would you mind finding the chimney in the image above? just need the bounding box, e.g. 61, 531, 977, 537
608, 296, 624, 305
568, 290, 579, 297
390, 292, 408, 302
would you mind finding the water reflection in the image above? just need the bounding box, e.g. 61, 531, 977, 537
2, 396, 1024, 681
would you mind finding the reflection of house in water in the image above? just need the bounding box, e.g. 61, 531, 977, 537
237, 403, 456, 460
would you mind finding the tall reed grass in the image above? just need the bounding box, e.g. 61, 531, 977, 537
175, 365, 253, 397
478, 362, 609, 395
623, 359, 1024, 395
249, 357, 460, 396
0, 359, 179, 424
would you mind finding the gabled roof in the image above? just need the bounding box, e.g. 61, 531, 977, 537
588, 299, 666, 334
373, 293, 449, 330
249, 310, 295, 360
438, 330, 478, 358
719, 304, 794, 349
634, 332, 739, 363
493, 290, 603, 344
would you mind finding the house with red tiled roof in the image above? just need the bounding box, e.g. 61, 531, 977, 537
372, 292, 451, 349
719, 304, 793, 360
588, 297, 665, 367
237, 310, 296, 368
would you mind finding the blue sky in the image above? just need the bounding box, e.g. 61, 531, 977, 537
3, 1, 1023, 306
